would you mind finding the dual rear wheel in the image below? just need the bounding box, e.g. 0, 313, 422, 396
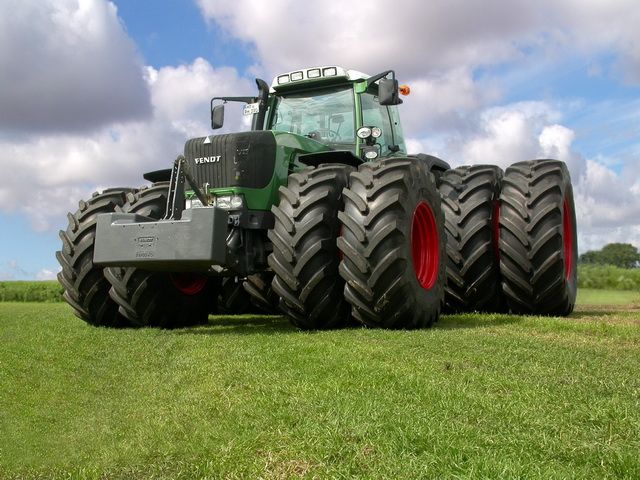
269, 159, 446, 329
439, 160, 577, 316
498, 160, 577, 315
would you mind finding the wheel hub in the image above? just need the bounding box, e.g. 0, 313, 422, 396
411, 202, 439, 290
492, 200, 501, 260
562, 198, 573, 280
170, 274, 207, 295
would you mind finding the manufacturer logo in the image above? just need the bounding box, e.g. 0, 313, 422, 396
194, 156, 221, 164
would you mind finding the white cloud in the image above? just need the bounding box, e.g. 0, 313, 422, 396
408, 98, 639, 253
0, 58, 254, 231
197, 0, 540, 78
575, 160, 640, 231
399, 68, 501, 137
427, 101, 564, 169
0, 260, 29, 280
36, 269, 58, 281
1, 0, 639, 259
0, 0, 151, 133
196, 0, 640, 84
0, 261, 60, 281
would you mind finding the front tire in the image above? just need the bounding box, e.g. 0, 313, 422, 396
268, 164, 353, 329
499, 160, 577, 315
56, 188, 135, 327
338, 158, 445, 329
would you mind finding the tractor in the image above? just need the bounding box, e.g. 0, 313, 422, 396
56, 66, 578, 329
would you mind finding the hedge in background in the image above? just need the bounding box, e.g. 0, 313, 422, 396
0, 281, 63, 302
578, 264, 640, 291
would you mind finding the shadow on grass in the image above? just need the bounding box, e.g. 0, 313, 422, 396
174, 312, 529, 336
176, 315, 297, 336
436, 313, 525, 330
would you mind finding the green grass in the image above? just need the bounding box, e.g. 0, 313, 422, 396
1, 293, 639, 479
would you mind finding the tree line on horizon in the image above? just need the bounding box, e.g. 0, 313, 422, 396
579, 243, 640, 269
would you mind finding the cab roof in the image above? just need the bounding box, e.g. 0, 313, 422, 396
270, 66, 369, 92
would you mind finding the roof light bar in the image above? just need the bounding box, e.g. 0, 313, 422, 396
271, 66, 358, 89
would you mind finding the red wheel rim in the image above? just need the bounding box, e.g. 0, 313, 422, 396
170, 274, 207, 295
411, 202, 439, 290
492, 200, 500, 260
562, 198, 573, 280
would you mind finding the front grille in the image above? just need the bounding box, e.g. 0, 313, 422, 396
183, 131, 277, 189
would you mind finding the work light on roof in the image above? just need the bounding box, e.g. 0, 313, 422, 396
277, 74, 290, 85
307, 68, 321, 78
323, 67, 338, 76
290, 71, 303, 81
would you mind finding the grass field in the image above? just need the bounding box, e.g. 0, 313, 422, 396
1, 289, 639, 479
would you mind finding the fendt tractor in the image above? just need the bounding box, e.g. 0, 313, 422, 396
56, 66, 578, 329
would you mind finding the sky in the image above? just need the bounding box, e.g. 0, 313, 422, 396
0, 0, 639, 280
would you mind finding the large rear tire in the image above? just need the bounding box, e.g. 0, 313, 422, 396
56, 188, 135, 327
499, 160, 577, 315
439, 165, 503, 312
338, 157, 445, 329
268, 164, 353, 329
105, 184, 217, 328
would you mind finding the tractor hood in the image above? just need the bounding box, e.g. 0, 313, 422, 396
183, 131, 277, 190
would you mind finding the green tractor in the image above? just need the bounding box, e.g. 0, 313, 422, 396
56, 66, 578, 329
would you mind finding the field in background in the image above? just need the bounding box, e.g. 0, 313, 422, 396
578, 264, 640, 290
577, 288, 640, 306
1, 289, 639, 479
0, 281, 62, 302
2, 264, 638, 304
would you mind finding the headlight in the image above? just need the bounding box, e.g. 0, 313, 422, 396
215, 194, 244, 210
371, 127, 382, 138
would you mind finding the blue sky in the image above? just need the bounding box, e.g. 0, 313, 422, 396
1, 0, 639, 280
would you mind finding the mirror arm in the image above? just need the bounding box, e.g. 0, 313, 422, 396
367, 70, 395, 86
253, 78, 270, 131
211, 96, 256, 103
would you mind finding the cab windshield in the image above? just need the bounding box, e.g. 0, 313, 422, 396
270, 86, 355, 146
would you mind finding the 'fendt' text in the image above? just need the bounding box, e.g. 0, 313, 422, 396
194, 156, 221, 164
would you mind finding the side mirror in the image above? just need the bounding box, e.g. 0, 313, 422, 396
211, 104, 225, 129
378, 78, 402, 106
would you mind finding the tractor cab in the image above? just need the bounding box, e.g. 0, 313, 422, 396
212, 66, 408, 163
